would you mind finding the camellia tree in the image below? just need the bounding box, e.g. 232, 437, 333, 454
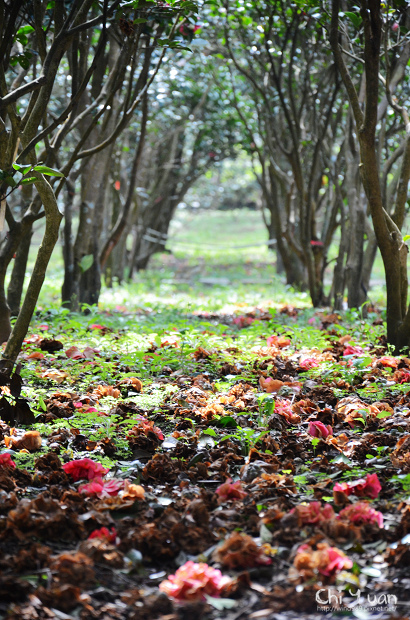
207, 0, 344, 305
0, 0, 197, 366
330, 0, 410, 348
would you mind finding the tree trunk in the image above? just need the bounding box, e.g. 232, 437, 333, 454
2, 173, 63, 367
7, 227, 33, 316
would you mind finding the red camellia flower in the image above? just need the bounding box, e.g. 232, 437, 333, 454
88, 527, 117, 543
394, 369, 410, 384
159, 561, 231, 601
338, 502, 383, 528
62, 458, 109, 482
215, 478, 247, 503
333, 473, 382, 500
0, 453, 16, 468
308, 421, 333, 439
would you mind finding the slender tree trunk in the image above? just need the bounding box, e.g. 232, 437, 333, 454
7, 227, 33, 316
2, 173, 63, 367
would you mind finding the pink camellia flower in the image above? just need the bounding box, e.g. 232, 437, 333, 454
333, 473, 382, 500
275, 398, 301, 424
290, 501, 335, 526
62, 458, 109, 482
343, 345, 363, 356
215, 478, 247, 504
88, 527, 117, 543
79, 477, 124, 498
233, 315, 255, 328
338, 502, 383, 528
294, 542, 352, 579
320, 546, 353, 576
159, 561, 231, 601
300, 357, 320, 370
0, 453, 16, 468
308, 421, 333, 439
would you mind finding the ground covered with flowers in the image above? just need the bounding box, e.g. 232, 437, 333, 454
0, 300, 410, 619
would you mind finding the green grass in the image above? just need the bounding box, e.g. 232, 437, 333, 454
19, 207, 390, 314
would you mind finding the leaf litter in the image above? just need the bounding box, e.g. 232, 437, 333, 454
0, 302, 409, 619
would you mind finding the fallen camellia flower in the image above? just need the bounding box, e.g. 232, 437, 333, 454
266, 334, 291, 348
333, 472, 382, 501
377, 356, 398, 368
88, 527, 117, 544
79, 477, 124, 498
5, 430, 42, 451
336, 396, 382, 428
0, 453, 16, 468
126, 416, 164, 441
79, 476, 145, 501
289, 501, 335, 526
62, 458, 109, 482
338, 501, 383, 528
213, 531, 272, 569
299, 357, 320, 369
159, 561, 231, 601
293, 542, 353, 581
393, 369, 410, 384
308, 421, 333, 439
259, 377, 283, 393
258, 377, 301, 397
233, 315, 255, 327
343, 345, 364, 356
41, 369, 69, 383
275, 399, 301, 424
215, 478, 247, 503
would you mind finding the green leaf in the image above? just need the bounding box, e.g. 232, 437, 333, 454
38, 395, 47, 412
403, 234, 410, 242
216, 415, 236, 428
133, 18, 147, 23
32, 165, 65, 178
20, 177, 37, 185
17, 25, 35, 36
345, 11, 362, 29
13, 163, 32, 174
202, 428, 217, 436
4, 175, 17, 187
332, 454, 353, 465
376, 411, 391, 419
80, 254, 94, 273
203, 595, 236, 610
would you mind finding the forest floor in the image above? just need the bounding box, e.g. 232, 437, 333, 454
1, 252, 410, 620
